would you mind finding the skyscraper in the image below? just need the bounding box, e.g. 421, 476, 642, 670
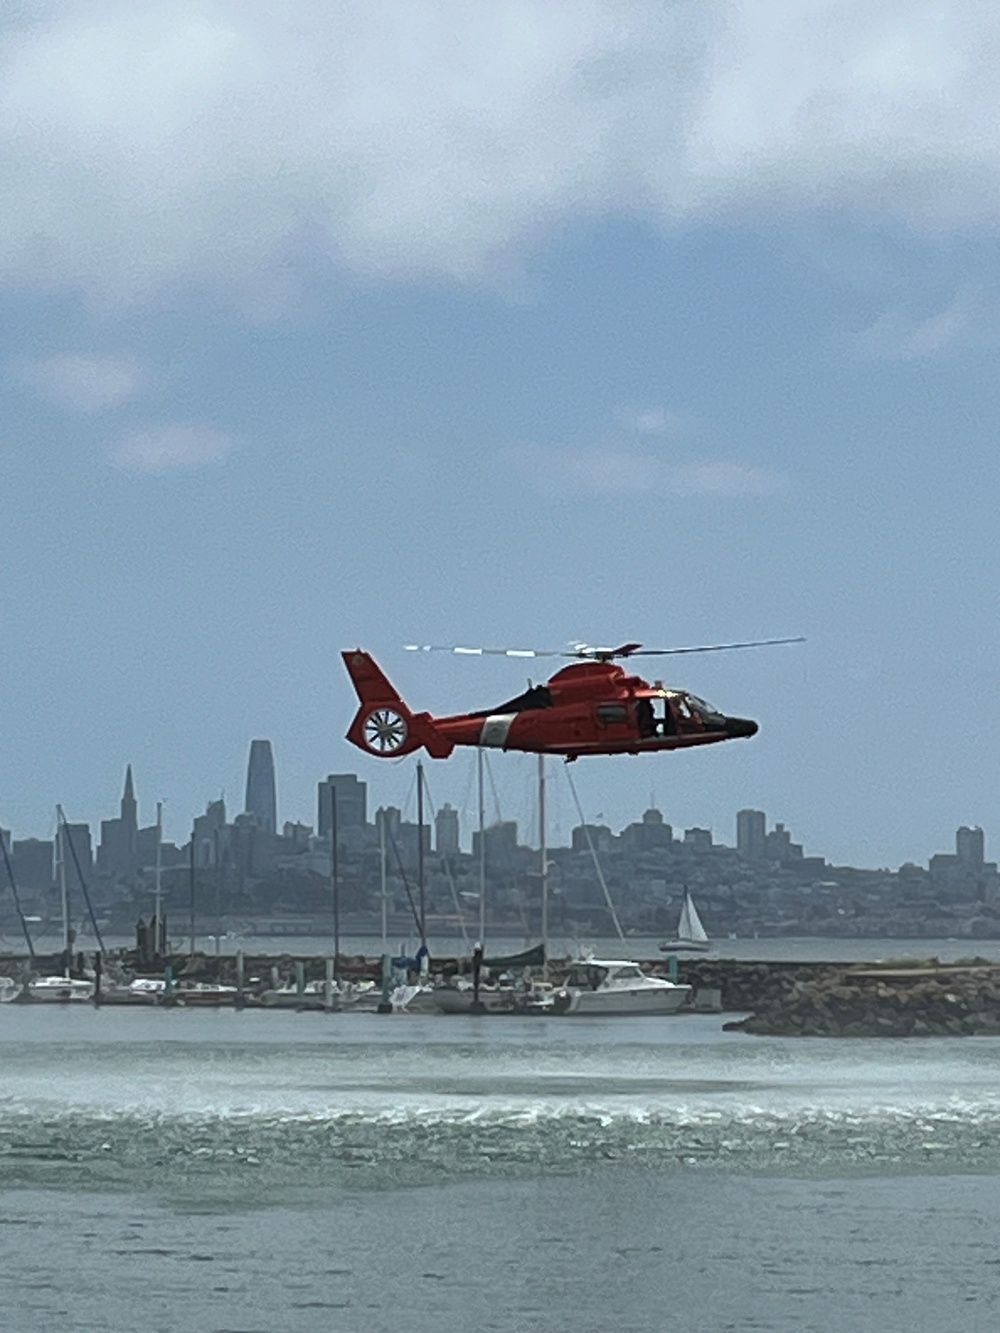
244, 740, 277, 835
62, 822, 94, 876
97, 765, 139, 878
737, 809, 767, 860
435, 803, 460, 854
318, 774, 367, 836
957, 825, 985, 867
121, 764, 137, 840
12, 838, 54, 889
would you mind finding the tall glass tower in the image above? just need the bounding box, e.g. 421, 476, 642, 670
244, 739, 277, 835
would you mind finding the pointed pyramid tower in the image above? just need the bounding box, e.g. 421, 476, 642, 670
121, 764, 138, 857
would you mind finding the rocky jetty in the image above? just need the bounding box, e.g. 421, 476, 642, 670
724, 959, 1000, 1036
677, 957, 836, 1013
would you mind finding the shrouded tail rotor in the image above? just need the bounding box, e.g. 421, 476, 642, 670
341, 650, 453, 759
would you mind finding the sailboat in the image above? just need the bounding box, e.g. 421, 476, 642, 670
428, 752, 548, 1014
659, 889, 712, 955
27, 811, 95, 1002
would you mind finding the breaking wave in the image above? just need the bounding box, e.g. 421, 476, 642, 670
3, 1100, 1000, 1201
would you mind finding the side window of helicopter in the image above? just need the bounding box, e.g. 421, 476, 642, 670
652, 698, 676, 736
636, 698, 655, 736
596, 703, 628, 727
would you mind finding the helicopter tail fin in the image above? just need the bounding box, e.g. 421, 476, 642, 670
341, 650, 453, 759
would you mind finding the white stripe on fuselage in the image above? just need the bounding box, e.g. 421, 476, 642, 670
479, 714, 516, 748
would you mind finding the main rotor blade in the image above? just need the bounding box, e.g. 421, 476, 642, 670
631, 637, 806, 656
405, 636, 805, 662
405, 644, 562, 658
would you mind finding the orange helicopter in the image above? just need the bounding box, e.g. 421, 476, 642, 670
342, 638, 802, 762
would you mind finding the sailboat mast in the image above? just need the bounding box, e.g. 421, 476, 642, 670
417, 760, 427, 952
56, 806, 69, 974
379, 808, 388, 955
331, 783, 340, 983
539, 755, 548, 978
188, 826, 196, 957
154, 800, 163, 953
477, 747, 486, 946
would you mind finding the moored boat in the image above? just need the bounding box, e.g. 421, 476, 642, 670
97, 977, 166, 1005
175, 983, 240, 1007
26, 974, 95, 1003
552, 957, 691, 1016
431, 977, 519, 1014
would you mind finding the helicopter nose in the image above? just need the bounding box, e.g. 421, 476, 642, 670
725, 716, 758, 739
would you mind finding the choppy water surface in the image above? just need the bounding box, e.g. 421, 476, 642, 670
3, 1007, 1000, 1331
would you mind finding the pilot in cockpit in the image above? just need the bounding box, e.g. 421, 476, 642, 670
638, 696, 676, 737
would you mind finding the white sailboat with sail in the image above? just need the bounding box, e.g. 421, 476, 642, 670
659, 889, 712, 954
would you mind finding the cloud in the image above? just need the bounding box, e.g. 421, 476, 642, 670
510, 444, 789, 500
853, 294, 975, 360
3, 3, 1000, 306
9, 353, 144, 411
622, 406, 688, 437
111, 423, 239, 474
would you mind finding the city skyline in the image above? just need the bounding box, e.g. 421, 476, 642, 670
0, 744, 990, 877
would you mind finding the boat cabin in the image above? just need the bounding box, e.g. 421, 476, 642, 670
564, 959, 648, 990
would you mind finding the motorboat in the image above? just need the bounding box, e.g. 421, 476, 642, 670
97, 977, 166, 1005
175, 983, 240, 1007
26, 974, 95, 1003
659, 890, 713, 954
552, 957, 691, 1016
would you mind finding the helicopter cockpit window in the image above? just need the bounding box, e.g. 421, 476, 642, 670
687, 695, 725, 728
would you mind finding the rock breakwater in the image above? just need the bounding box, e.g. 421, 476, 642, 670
723, 960, 1000, 1036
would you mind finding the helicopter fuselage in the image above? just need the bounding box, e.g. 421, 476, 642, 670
342, 651, 758, 761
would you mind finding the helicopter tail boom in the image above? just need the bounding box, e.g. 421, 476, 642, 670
341, 650, 453, 759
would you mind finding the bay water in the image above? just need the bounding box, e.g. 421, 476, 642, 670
3, 1003, 1000, 1331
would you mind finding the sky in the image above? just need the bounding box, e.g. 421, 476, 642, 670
2, 0, 1000, 870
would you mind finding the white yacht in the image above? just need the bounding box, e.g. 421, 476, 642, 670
26, 975, 95, 1003
97, 977, 165, 1005
552, 957, 691, 1016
